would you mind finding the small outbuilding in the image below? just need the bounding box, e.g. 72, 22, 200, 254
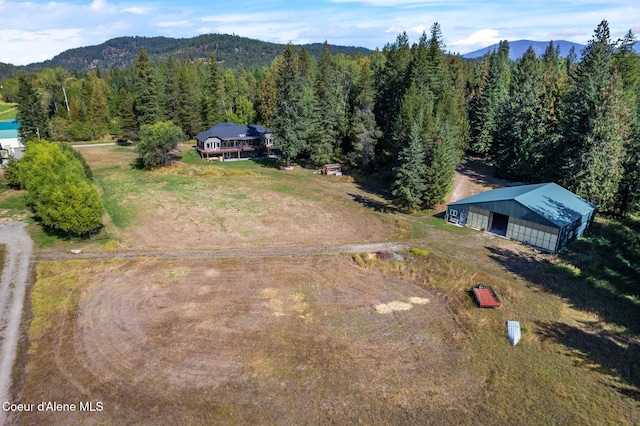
321, 163, 342, 176
445, 183, 596, 253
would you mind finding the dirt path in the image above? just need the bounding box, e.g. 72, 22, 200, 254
36, 241, 410, 262
0, 221, 32, 424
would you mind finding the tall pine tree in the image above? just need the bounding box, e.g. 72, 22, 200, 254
201, 53, 226, 127
133, 48, 161, 128
272, 44, 309, 168
16, 74, 49, 142
494, 47, 546, 180
560, 20, 630, 210
392, 122, 427, 211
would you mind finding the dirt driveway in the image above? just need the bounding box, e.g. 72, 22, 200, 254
0, 221, 32, 425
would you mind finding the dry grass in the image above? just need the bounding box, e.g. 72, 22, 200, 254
17, 147, 640, 424
77, 145, 398, 251
21, 249, 640, 425
23, 256, 481, 425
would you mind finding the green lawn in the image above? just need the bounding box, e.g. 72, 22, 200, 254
0, 101, 17, 121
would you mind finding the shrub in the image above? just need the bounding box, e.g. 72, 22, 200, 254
17, 140, 103, 235
410, 247, 430, 257
2, 156, 21, 189
137, 121, 187, 169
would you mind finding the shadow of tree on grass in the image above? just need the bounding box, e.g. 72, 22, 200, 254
536, 320, 640, 399
486, 215, 640, 399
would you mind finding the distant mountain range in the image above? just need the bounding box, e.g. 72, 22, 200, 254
462, 39, 640, 60
0, 33, 373, 79
462, 40, 584, 60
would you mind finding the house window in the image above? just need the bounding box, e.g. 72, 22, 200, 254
449, 209, 458, 217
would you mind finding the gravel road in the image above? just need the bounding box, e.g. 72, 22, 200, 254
0, 222, 32, 425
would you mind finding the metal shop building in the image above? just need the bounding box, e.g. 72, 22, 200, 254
445, 183, 597, 253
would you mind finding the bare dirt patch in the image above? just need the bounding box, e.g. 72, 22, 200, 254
435, 158, 515, 213
22, 256, 482, 425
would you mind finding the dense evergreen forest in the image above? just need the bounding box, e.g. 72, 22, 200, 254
3, 20, 639, 215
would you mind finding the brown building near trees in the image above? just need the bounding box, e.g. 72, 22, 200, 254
195, 122, 275, 161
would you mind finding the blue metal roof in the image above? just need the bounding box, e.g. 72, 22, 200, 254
0, 120, 19, 140
448, 183, 596, 227
0, 120, 19, 131
195, 122, 271, 142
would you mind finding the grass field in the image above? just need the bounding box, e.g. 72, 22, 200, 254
0, 101, 17, 121
9, 144, 640, 424
79, 145, 400, 251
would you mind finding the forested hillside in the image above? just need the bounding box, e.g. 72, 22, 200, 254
0, 34, 373, 79
3, 20, 639, 216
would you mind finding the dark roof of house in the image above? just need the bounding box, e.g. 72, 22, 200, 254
195, 122, 271, 142
447, 182, 596, 227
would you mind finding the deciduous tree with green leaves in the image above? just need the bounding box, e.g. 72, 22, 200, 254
137, 121, 187, 169
17, 140, 103, 236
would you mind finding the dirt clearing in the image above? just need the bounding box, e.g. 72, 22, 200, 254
21, 256, 480, 425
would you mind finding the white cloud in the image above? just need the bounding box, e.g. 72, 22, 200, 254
0, 28, 83, 64
451, 29, 501, 52
121, 6, 147, 14
1, 0, 640, 64
156, 20, 190, 28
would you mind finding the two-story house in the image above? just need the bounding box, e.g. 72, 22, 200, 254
195, 123, 274, 161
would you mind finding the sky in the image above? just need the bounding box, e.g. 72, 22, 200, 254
0, 0, 639, 66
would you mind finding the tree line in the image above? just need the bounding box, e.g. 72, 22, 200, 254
4, 19, 640, 216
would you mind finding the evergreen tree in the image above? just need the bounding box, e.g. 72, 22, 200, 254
573, 71, 630, 210
133, 48, 161, 128
494, 47, 546, 180
468, 41, 511, 158
163, 56, 181, 123
16, 74, 49, 141
349, 61, 382, 169
614, 30, 640, 214
422, 132, 455, 208
539, 41, 569, 179
175, 63, 202, 138
560, 20, 626, 210
392, 83, 435, 147
422, 84, 462, 207
201, 53, 226, 127
256, 57, 281, 127
89, 73, 110, 139
309, 42, 345, 165
392, 122, 427, 211
375, 32, 412, 161
115, 88, 137, 141
272, 44, 308, 168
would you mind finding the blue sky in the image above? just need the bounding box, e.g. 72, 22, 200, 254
0, 0, 638, 65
